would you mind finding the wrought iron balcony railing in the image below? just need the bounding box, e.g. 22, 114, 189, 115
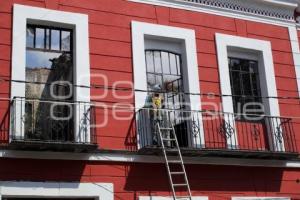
8, 97, 97, 151
137, 108, 298, 156
1, 97, 298, 156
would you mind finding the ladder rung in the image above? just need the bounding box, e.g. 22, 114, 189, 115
170, 171, 185, 175
173, 183, 188, 187
168, 160, 182, 163
165, 148, 179, 152
162, 138, 176, 141
157, 122, 191, 199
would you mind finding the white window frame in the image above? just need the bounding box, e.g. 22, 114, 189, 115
139, 196, 208, 200
0, 181, 113, 200
131, 21, 205, 148
232, 197, 290, 200
288, 26, 300, 98
11, 4, 91, 143
215, 33, 283, 151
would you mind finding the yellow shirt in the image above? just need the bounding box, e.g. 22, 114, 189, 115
152, 96, 162, 108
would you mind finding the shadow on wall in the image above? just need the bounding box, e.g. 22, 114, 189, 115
0, 100, 11, 144
125, 117, 138, 151
0, 158, 88, 182
124, 163, 285, 194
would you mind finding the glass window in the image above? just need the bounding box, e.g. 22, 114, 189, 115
228, 57, 262, 117
26, 27, 34, 48
145, 50, 184, 110
35, 28, 45, 49
51, 29, 60, 50
161, 51, 170, 74
25, 24, 73, 141
169, 53, 178, 75
145, 51, 154, 73
45, 29, 50, 49
145, 50, 188, 147
61, 31, 71, 51
153, 51, 162, 73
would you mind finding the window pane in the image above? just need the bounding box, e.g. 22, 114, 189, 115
51, 29, 60, 50
161, 52, 170, 74
155, 75, 163, 89
145, 50, 184, 112
163, 75, 180, 91
25, 25, 74, 142
230, 58, 240, 71
147, 73, 156, 89
154, 51, 162, 73
26, 50, 62, 69
24, 102, 33, 135
249, 61, 258, 73
25, 51, 73, 98
45, 29, 50, 49
241, 72, 251, 95
176, 55, 181, 75
252, 75, 260, 95
228, 57, 261, 115
26, 27, 34, 48
145, 51, 154, 73
52, 104, 72, 118
35, 28, 45, 49
240, 60, 249, 72
169, 53, 178, 75
230, 71, 241, 95
61, 31, 71, 51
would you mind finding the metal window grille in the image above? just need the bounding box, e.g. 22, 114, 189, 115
228, 57, 263, 118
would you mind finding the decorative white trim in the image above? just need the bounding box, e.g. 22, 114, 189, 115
215, 33, 282, 151
11, 4, 90, 142
131, 21, 205, 148
0, 149, 300, 168
232, 197, 290, 200
288, 26, 300, 98
178, 0, 296, 20
139, 196, 208, 200
128, 0, 297, 27
0, 181, 113, 200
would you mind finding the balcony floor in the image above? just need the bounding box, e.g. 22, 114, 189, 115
6, 140, 98, 152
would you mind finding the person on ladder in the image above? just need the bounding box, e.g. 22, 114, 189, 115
149, 84, 164, 145
151, 84, 173, 147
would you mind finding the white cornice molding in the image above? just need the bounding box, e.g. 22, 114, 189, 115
128, 0, 297, 27
1, 149, 300, 168
261, 0, 299, 7
170, 0, 297, 21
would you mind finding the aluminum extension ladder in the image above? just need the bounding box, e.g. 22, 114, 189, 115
156, 122, 192, 200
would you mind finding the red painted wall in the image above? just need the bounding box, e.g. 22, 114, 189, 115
0, 0, 300, 199
0, 158, 300, 199
0, 0, 299, 150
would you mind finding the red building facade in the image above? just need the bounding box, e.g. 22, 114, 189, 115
0, 0, 300, 199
